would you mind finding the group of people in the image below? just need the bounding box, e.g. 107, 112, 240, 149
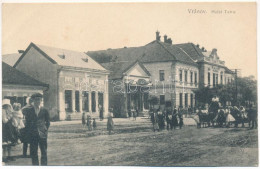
150, 107, 184, 132
193, 104, 258, 129
2, 93, 50, 165
81, 108, 114, 135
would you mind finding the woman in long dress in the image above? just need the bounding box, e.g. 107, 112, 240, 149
107, 109, 114, 135
2, 99, 16, 162
226, 108, 235, 127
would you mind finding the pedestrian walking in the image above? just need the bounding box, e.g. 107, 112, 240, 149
21, 97, 33, 158
172, 107, 178, 129
133, 108, 137, 121
93, 118, 97, 130
107, 108, 114, 135
151, 110, 159, 132
178, 108, 184, 129
25, 93, 50, 166
86, 115, 93, 131
157, 108, 165, 131
165, 107, 173, 130
99, 104, 104, 121
82, 112, 86, 127
248, 104, 257, 129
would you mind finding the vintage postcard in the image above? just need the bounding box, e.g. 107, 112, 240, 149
1, 1, 258, 167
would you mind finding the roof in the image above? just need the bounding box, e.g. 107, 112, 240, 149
14, 43, 107, 72
87, 40, 203, 79
2, 53, 22, 66
88, 41, 201, 65
2, 62, 48, 87
224, 67, 234, 74
175, 43, 204, 61
97, 60, 150, 79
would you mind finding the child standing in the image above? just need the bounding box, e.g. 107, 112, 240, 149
86, 115, 93, 131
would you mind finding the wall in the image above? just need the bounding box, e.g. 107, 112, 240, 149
16, 46, 58, 120
59, 69, 109, 119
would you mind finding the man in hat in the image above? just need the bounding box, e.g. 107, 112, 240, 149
25, 93, 50, 165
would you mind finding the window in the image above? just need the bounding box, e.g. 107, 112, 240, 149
75, 91, 80, 112
185, 93, 188, 107
91, 92, 96, 112
75, 77, 79, 83
65, 90, 72, 112
190, 94, 193, 108
190, 71, 193, 83
221, 72, 223, 84
195, 72, 197, 84
213, 73, 216, 87
82, 91, 89, 112
179, 70, 183, 82
208, 72, 211, 86
144, 93, 149, 109
159, 70, 165, 81
185, 71, 188, 82
160, 95, 165, 105
179, 93, 183, 107
216, 74, 218, 85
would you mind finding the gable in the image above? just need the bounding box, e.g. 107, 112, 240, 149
125, 63, 150, 77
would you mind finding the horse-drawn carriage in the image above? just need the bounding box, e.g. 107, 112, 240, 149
194, 97, 252, 128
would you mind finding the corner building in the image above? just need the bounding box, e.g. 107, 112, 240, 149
88, 32, 234, 116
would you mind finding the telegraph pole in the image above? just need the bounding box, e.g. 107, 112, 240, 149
231, 69, 241, 106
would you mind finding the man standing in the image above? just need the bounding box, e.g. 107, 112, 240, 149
21, 97, 33, 158
25, 93, 50, 165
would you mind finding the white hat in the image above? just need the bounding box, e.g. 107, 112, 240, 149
2, 99, 11, 106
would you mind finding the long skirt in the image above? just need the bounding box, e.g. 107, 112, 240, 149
2, 121, 18, 143
226, 114, 236, 122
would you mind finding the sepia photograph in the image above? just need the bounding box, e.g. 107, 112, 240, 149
1, 1, 258, 167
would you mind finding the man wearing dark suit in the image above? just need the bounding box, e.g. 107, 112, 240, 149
25, 93, 50, 165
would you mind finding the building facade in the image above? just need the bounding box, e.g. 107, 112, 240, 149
13, 43, 109, 120
88, 31, 235, 115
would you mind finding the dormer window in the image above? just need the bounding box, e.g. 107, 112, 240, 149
82, 58, 88, 62
58, 54, 65, 59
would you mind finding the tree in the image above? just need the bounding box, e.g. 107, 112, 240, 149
194, 76, 257, 108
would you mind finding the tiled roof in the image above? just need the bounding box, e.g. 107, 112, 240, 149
175, 43, 204, 61
87, 40, 203, 79
2, 62, 48, 87
14, 43, 108, 72
2, 53, 22, 66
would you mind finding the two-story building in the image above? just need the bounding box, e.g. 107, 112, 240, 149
88, 31, 235, 115
13, 43, 110, 120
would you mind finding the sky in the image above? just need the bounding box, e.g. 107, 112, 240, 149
2, 2, 257, 78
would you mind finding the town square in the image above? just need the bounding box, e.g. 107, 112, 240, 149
2, 2, 258, 167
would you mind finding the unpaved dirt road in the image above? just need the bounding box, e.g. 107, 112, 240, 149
4, 118, 258, 166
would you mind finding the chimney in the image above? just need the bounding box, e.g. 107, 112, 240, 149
167, 38, 172, 45
164, 35, 168, 43
156, 31, 161, 41
18, 50, 24, 54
